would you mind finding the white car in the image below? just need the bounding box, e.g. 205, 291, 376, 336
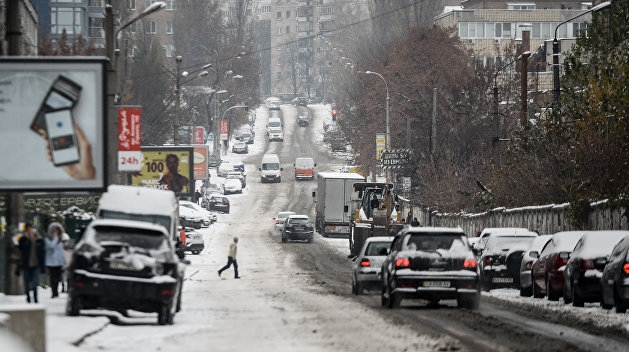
274, 211, 296, 232
179, 200, 216, 226
223, 178, 243, 194
179, 206, 204, 229
352, 236, 394, 295
217, 161, 233, 177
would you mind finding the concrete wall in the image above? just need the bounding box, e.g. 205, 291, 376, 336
0, 305, 45, 352
412, 200, 628, 237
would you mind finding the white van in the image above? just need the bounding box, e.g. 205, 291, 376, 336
259, 153, 283, 183
267, 117, 282, 135
96, 185, 180, 243
294, 157, 316, 180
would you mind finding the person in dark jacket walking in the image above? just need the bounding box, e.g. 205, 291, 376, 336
18, 223, 46, 303
45, 222, 66, 298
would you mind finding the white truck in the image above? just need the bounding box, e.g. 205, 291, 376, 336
314, 172, 365, 237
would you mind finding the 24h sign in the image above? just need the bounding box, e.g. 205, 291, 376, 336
381, 149, 412, 169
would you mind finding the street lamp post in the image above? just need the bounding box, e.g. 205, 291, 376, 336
174, 56, 183, 145
365, 71, 390, 183
552, 1, 611, 104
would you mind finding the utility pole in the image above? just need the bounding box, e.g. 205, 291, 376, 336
174, 56, 182, 145
431, 88, 437, 157
520, 29, 531, 129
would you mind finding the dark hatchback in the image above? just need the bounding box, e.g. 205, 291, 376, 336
66, 219, 185, 325
601, 234, 629, 312
380, 227, 480, 309
479, 231, 538, 291
281, 215, 314, 243
297, 115, 310, 126
207, 194, 230, 213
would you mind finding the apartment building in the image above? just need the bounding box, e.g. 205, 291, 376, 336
434, 0, 598, 90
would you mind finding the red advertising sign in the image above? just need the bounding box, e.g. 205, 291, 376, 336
193, 144, 209, 179
195, 126, 205, 144
118, 107, 142, 171
220, 119, 228, 141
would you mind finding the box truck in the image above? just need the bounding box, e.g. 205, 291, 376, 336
314, 172, 365, 237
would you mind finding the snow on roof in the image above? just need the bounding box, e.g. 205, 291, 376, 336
317, 172, 365, 180
574, 231, 629, 257
98, 185, 177, 216
552, 231, 587, 251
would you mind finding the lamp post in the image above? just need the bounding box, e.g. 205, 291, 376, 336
174, 56, 183, 145
114, 1, 166, 65
365, 70, 390, 183
552, 1, 611, 104
493, 56, 519, 155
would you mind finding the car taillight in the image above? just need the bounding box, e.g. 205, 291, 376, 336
395, 258, 410, 269
580, 259, 595, 270
275, 219, 279, 224
360, 258, 371, 267
483, 256, 492, 267
555, 253, 569, 267
464, 259, 477, 269
623, 263, 629, 275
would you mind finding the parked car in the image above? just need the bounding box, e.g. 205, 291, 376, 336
236, 130, 254, 144
66, 219, 185, 325
232, 141, 248, 154
473, 227, 530, 257
265, 97, 281, 110
351, 236, 394, 295
531, 231, 586, 300
182, 226, 204, 255
223, 178, 243, 194
179, 205, 204, 229
563, 231, 629, 306
227, 171, 246, 188
479, 231, 538, 291
179, 200, 215, 226
217, 161, 233, 177
601, 234, 629, 312
201, 185, 223, 206
519, 234, 553, 296
208, 153, 221, 168
207, 194, 230, 213
380, 227, 480, 309
231, 158, 245, 172
281, 214, 314, 243
274, 211, 296, 232
297, 114, 310, 126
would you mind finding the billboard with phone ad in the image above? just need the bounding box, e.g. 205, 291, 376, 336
193, 144, 209, 180
131, 147, 194, 196
0, 57, 107, 191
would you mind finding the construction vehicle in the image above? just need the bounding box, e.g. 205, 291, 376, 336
348, 182, 407, 257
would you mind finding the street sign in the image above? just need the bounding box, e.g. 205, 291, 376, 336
375, 133, 386, 160
381, 149, 412, 169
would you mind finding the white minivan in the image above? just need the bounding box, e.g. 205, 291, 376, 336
259, 153, 282, 183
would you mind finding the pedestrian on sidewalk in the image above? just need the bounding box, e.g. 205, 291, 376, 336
218, 236, 240, 279
45, 222, 66, 298
18, 223, 45, 303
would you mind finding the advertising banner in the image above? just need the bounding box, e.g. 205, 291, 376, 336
0, 57, 107, 191
193, 144, 209, 180
195, 126, 205, 144
376, 133, 386, 160
131, 146, 194, 196
220, 119, 228, 140
118, 106, 142, 171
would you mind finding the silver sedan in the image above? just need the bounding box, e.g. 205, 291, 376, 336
351, 236, 394, 295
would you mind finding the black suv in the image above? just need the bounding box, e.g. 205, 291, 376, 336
207, 194, 230, 213
381, 226, 480, 309
297, 115, 310, 126
66, 219, 185, 325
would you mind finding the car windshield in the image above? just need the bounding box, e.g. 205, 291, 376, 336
99, 210, 171, 235
269, 121, 281, 127
486, 236, 536, 251
262, 163, 280, 170
93, 226, 167, 250
404, 233, 467, 252
365, 241, 391, 256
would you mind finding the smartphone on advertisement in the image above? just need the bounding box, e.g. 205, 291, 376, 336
44, 109, 80, 166
30, 75, 82, 136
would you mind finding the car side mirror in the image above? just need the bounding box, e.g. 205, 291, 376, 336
529, 251, 539, 259
348, 254, 356, 260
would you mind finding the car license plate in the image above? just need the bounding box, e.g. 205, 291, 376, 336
423, 281, 450, 288
294, 226, 304, 230
109, 262, 136, 270
493, 277, 513, 283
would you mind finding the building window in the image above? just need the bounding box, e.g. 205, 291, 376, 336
286, 25, 290, 34
166, 0, 175, 10
130, 22, 136, 33
277, 26, 282, 35
277, 12, 282, 19
128, 0, 136, 10
286, 11, 291, 18
51, 7, 82, 35
507, 3, 536, 10
261, 5, 270, 13
166, 20, 173, 34
147, 20, 157, 34
320, 6, 333, 15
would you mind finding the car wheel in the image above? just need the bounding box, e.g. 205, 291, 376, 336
192, 250, 200, 255
563, 282, 573, 304
307, 236, 313, 244
572, 284, 585, 307
532, 280, 544, 298
601, 299, 613, 310
615, 286, 628, 313
547, 278, 559, 301
481, 277, 491, 292
158, 304, 174, 325
354, 277, 362, 295
66, 294, 82, 316
520, 284, 532, 297
457, 293, 480, 310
